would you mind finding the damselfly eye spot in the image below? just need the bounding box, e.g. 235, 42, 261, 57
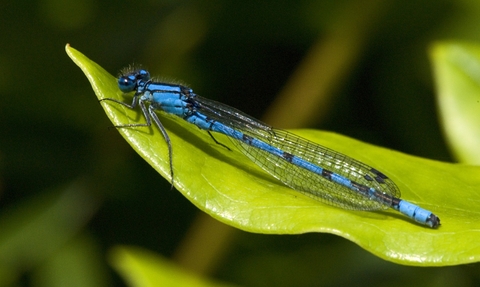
137, 69, 150, 80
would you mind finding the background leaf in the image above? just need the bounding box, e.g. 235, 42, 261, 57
109, 246, 235, 287
68, 44, 480, 267
430, 41, 480, 164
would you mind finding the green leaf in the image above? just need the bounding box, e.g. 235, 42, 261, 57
67, 44, 480, 266
109, 246, 235, 287
430, 41, 480, 164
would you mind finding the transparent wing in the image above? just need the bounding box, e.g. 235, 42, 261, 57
193, 95, 400, 210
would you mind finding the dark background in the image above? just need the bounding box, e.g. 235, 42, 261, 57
1, 0, 479, 286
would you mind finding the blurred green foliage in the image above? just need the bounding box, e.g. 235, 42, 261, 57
1, 0, 480, 286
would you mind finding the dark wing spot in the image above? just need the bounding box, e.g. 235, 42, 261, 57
370, 168, 389, 184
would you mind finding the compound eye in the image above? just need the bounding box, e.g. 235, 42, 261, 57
118, 74, 137, 92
